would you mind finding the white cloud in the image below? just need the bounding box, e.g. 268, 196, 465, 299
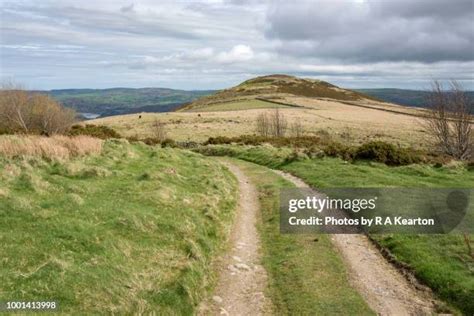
216, 45, 254, 63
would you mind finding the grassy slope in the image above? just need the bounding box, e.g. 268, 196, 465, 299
197, 145, 474, 314
187, 99, 287, 112
180, 74, 376, 112
0, 141, 237, 314
224, 158, 374, 315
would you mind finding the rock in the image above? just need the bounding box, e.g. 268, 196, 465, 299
235, 263, 251, 271
212, 295, 223, 304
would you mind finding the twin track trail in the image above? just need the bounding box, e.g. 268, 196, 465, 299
199, 162, 270, 315
274, 170, 437, 316
203, 161, 437, 316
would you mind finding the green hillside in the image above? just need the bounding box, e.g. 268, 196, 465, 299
0, 138, 237, 314
44, 88, 214, 118
180, 74, 377, 112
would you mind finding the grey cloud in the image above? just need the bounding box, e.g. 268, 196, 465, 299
1, 0, 473, 90
120, 3, 135, 13
369, 0, 474, 18
2, 3, 200, 41
265, 0, 474, 63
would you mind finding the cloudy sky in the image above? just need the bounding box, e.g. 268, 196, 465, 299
1, 0, 473, 90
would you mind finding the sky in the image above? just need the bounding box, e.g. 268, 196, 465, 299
1, 0, 473, 90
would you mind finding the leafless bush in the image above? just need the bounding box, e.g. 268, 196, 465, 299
255, 109, 288, 137
270, 108, 288, 137
151, 119, 167, 141
290, 119, 304, 138
423, 80, 473, 160
0, 82, 76, 135
255, 112, 271, 137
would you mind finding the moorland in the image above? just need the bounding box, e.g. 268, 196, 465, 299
1, 74, 473, 314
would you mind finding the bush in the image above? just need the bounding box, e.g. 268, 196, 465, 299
467, 161, 474, 172
323, 142, 355, 160
0, 87, 76, 135
354, 141, 420, 166
0, 127, 12, 135
176, 141, 199, 149
202, 136, 425, 166
68, 124, 121, 139
204, 135, 322, 147
161, 138, 176, 148
141, 137, 161, 145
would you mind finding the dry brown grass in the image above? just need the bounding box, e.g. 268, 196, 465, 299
0, 135, 103, 160
92, 98, 430, 148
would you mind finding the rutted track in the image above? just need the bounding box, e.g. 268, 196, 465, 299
274, 170, 437, 316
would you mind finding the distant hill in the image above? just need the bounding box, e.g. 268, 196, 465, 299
355, 88, 474, 109
179, 74, 378, 112
43, 88, 215, 118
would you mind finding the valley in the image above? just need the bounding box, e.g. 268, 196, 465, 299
43, 88, 214, 119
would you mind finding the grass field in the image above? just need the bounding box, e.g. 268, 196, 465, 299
91, 74, 433, 148
225, 158, 374, 315
92, 102, 429, 148
186, 99, 286, 112
0, 139, 237, 314
197, 144, 474, 314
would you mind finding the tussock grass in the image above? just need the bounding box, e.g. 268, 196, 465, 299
0, 141, 237, 314
0, 135, 103, 160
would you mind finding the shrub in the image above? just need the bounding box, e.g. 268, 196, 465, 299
204, 135, 322, 147
176, 141, 199, 149
201, 136, 425, 166
126, 135, 140, 143
141, 137, 161, 146
354, 141, 420, 166
68, 124, 121, 139
0, 128, 12, 135
193, 146, 239, 157
467, 160, 474, 172
323, 142, 355, 160
161, 138, 176, 148
150, 119, 167, 142
0, 86, 76, 135
283, 149, 309, 164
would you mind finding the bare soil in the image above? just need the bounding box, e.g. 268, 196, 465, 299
199, 162, 270, 315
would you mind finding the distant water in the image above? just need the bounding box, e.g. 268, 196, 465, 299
80, 113, 101, 120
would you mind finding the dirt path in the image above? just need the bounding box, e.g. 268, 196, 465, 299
274, 170, 437, 316
199, 162, 270, 315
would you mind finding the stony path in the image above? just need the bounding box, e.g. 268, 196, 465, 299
274, 170, 437, 316
199, 162, 270, 316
